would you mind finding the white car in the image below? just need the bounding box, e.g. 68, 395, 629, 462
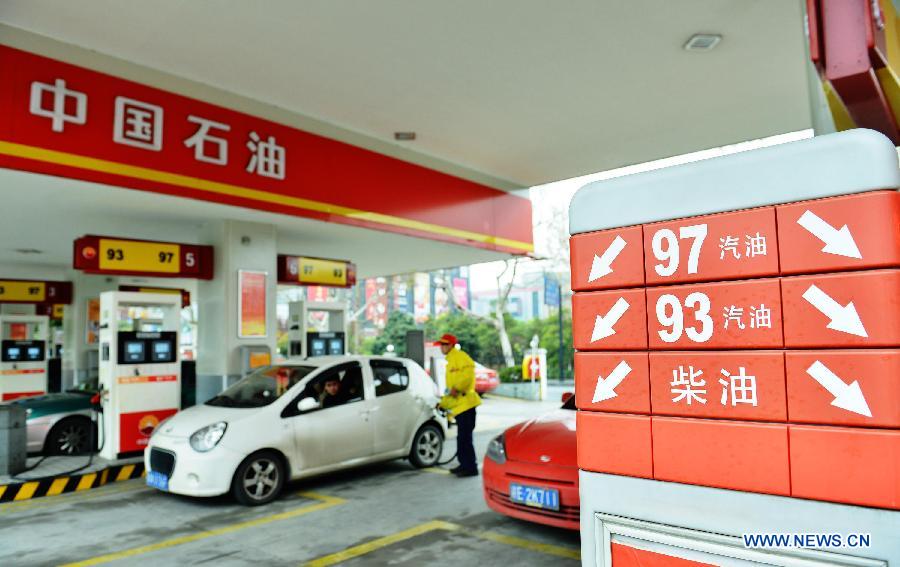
145, 355, 446, 505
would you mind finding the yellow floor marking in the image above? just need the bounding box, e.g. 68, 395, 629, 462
61, 491, 346, 567
421, 467, 451, 475
76, 473, 97, 491
46, 477, 70, 497
306, 520, 459, 566
474, 529, 580, 560
304, 520, 580, 566
115, 464, 135, 482
13, 482, 39, 501
0, 479, 147, 514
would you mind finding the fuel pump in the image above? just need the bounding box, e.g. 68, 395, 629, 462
98, 292, 181, 459
287, 300, 348, 358
0, 314, 49, 401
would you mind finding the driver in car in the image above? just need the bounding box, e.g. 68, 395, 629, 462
319, 377, 345, 408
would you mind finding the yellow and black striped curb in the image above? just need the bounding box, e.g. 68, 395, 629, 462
0, 461, 145, 502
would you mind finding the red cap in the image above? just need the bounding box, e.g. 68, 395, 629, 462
433, 333, 458, 346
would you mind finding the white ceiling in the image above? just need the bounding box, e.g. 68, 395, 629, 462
0, 0, 813, 188
0, 169, 511, 278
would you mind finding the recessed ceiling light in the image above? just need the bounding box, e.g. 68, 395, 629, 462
394, 132, 416, 141
14, 248, 43, 255
684, 34, 722, 51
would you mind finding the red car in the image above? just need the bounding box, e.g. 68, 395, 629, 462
474, 363, 499, 394
482, 393, 579, 530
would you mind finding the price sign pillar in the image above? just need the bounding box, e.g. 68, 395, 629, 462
570, 130, 900, 566
196, 220, 277, 402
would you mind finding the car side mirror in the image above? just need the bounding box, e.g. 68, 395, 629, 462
561, 392, 574, 404
297, 397, 319, 412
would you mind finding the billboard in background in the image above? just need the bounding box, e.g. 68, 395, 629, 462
392, 275, 411, 313
413, 273, 430, 324
365, 277, 388, 329
452, 277, 469, 310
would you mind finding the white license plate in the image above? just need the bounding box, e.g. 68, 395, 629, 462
509, 483, 560, 511
146, 470, 169, 491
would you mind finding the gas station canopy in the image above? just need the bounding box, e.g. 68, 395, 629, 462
0, 0, 813, 186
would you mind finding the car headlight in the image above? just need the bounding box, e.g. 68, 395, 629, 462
486, 433, 506, 464
189, 422, 227, 452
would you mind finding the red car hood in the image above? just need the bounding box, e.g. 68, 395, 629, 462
504, 409, 577, 467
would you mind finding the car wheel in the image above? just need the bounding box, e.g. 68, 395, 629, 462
409, 423, 443, 468
231, 451, 285, 506
45, 417, 94, 456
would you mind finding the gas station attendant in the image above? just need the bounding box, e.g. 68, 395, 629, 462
435, 333, 481, 477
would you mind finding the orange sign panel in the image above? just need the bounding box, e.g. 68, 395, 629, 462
572, 288, 647, 351
652, 417, 790, 496
574, 352, 650, 414
643, 207, 779, 286
781, 269, 900, 348
576, 412, 652, 479
645, 279, 783, 350
785, 350, 900, 428
649, 352, 787, 421
777, 191, 900, 275
570, 226, 644, 291
611, 544, 716, 567
790, 425, 900, 510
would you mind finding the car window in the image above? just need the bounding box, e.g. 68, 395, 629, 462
207, 365, 315, 408
295, 362, 365, 411
371, 360, 409, 397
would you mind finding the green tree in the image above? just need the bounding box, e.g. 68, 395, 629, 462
371, 311, 417, 356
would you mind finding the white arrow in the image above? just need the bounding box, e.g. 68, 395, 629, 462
592, 360, 632, 403
588, 236, 627, 282
797, 210, 862, 259
806, 360, 872, 417
591, 297, 630, 342
802, 284, 868, 337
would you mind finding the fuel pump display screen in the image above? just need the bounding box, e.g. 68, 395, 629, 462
123, 341, 146, 363
309, 338, 327, 357
328, 338, 344, 355
2, 340, 44, 362
151, 340, 175, 363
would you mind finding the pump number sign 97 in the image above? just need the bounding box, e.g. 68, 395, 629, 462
74, 235, 214, 279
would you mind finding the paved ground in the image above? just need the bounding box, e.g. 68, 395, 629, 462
0, 393, 579, 566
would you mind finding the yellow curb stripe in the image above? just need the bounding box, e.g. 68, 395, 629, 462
0, 140, 533, 253
76, 473, 97, 491
421, 467, 451, 475
46, 477, 70, 497
100, 469, 109, 486
61, 491, 346, 567
13, 482, 39, 501
305, 520, 459, 567
0, 485, 6, 500
116, 464, 136, 482
1, 479, 147, 515
474, 529, 580, 560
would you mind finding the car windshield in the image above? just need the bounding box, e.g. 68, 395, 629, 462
206, 365, 316, 408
